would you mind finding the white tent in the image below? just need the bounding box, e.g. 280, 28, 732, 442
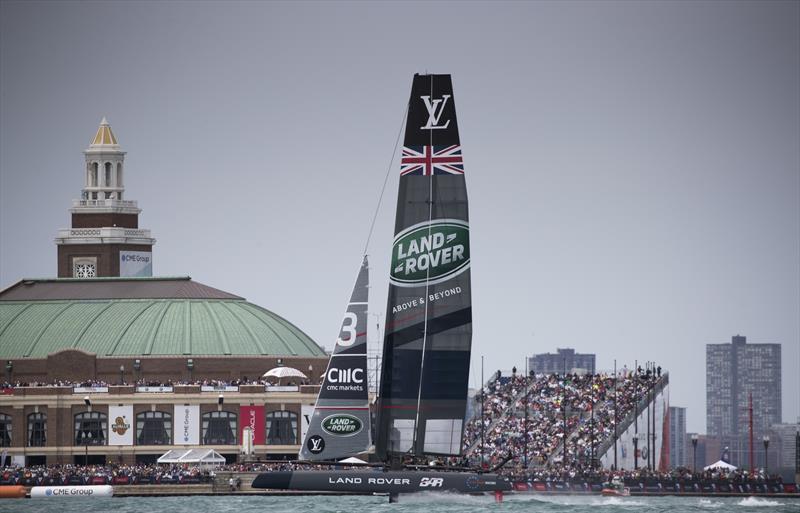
157, 448, 226, 466
704, 459, 737, 471
338, 456, 368, 465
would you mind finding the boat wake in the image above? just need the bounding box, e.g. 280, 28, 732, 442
737, 497, 784, 507
506, 494, 646, 508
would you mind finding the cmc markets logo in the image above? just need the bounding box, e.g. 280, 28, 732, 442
321, 414, 362, 437
111, 416, 130, 436
390, 219, 469, 287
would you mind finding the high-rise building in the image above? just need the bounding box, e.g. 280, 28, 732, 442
706, 335, 781, 467
769, 423, 799, 471
529, 348, 595, 375
55, 118, 156, 278
669, 406, 687, 468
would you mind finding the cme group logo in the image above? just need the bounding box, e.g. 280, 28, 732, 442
45, 489, 53, 496
121, 254, 150, 263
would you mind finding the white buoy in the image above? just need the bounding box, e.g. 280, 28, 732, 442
30, 485, 114, 498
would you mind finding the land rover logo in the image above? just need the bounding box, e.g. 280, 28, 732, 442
307, 435, 325, 454
390, 219, 470, 287
321, 414, 362, 437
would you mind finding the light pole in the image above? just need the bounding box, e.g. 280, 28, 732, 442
691, 433, 699, 473
83, 396, 91, 466
763, 435, 770, 475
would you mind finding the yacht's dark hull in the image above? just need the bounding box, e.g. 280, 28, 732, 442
251, 470, 511, 494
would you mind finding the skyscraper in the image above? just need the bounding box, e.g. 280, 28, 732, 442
706, 335, 781, 467
529, 348, 596, 375
669, 406, 687, 468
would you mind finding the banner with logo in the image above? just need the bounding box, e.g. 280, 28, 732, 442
136, 386, 173, 393
239, 405, 265, 445
174, 404, 199, 445
120, 251, 152, 277
108, 405, 133, 445
73, 386, 108, 394
200, 385, 239, 392
300, 404, 314, 443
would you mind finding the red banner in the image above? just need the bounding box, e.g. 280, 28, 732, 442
239, 405, 265, 445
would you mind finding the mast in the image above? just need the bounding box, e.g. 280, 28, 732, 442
376, 74, 471, 460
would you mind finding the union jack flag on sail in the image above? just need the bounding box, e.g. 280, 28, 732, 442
400, 145, 464, 176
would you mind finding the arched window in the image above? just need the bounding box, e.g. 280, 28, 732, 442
74, 412, 107, 445
136, 411, 172, 445
91, 162, 98, 187
116, 163, 123, 188
104, 162, 112, 187
0, 414, 11, 447
266, 410, 297, 445
27, 412, 46, 447
202, 411, 237, 445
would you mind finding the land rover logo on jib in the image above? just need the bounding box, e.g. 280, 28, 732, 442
321, 414, 362, 437
390, 219, 469, 287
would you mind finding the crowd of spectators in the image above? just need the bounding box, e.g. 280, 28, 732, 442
461, 368, 661, 470
504, 463, 786, 491
0, 464, 214, 486
0, 461, 367, 487
0, 377, 317, 390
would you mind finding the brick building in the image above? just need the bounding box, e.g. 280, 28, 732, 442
0, 120, 329, 465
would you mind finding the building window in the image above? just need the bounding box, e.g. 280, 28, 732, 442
104, 162, 112, 187
73, 257, 97, 279
136, 411, 172, 445
91, 163, 98, 187
74, 412, 107, 446
0, 414, 11, 447
75, 263, 96, 278
116, 163, 123, 188
202, 411, 237, 445
266, 411, 297, 445
27, 412, 46, 447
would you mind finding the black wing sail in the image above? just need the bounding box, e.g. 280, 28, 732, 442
376, 74, 471, 459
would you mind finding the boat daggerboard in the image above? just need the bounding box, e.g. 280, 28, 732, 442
299, 256, 371, 461
376, 74, 471, 459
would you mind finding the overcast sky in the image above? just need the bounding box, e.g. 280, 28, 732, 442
1, 1, 797, 433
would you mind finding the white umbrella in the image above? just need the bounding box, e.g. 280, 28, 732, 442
262, 367, 308, 380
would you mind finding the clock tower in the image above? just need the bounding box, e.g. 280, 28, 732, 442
55, 118, 156, 278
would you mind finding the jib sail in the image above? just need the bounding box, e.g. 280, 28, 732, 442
376, 74, 472, 458
299, 256, 371, 460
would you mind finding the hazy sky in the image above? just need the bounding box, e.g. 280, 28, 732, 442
1, 1, 797, 433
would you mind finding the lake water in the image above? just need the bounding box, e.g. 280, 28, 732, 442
0, 494, 797, 513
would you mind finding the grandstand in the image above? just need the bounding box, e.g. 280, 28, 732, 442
461, 368, 669, 472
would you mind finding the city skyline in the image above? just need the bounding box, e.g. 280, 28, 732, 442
1, 1, 798, 434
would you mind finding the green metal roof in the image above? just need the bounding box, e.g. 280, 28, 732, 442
0, 278, 324, 358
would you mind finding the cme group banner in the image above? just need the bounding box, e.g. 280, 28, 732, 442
239, 405, 265, 445
174, 405, 199, 445
108, 405, 133, 446
120, 251, 152, 277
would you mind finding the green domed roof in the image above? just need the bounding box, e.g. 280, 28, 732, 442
0, 277, 324, 358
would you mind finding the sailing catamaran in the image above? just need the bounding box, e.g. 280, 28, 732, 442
252, 74, 511, 498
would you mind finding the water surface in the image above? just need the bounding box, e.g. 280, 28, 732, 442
0, 493, 797, 513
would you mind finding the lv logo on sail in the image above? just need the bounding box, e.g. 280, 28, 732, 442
420, 95, 451, 130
